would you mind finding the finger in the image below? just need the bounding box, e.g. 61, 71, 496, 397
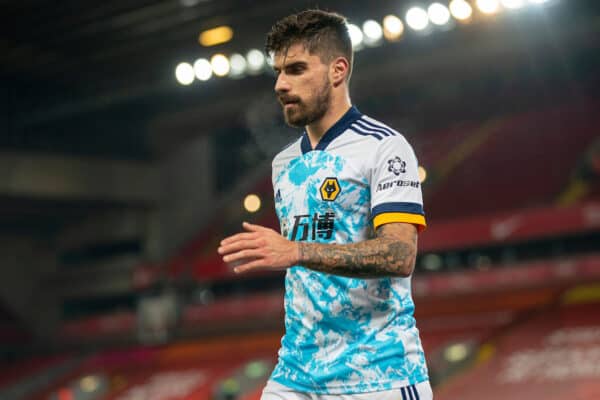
220, 232, 258, 245
242, 222, 271, 232
223, 249, 264, 264
218, 239, 261, 255
234, 259, 266, 274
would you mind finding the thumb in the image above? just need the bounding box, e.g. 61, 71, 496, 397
242, 221, 269, 232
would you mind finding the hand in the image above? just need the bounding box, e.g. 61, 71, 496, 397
217, 222, 299, 273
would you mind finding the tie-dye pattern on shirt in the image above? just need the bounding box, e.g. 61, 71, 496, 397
270, 150, 429, 394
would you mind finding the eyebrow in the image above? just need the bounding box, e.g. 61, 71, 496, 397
273, 61, 308, 72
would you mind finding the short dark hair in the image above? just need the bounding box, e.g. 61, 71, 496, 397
265, 9, 354, 80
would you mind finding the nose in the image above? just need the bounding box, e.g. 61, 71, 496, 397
275, 73, 290, 94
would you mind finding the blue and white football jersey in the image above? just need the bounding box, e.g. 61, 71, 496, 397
269, 106, 429, 394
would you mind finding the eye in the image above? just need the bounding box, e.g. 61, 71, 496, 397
288, 65, 305, 74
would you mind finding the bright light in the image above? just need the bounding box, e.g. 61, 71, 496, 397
529, 0, 549, 3
362, 20, 383, 45
246, 49, 265, 74
221, 378, 240, 395
210, 54, 230, 77
193, 58, 212, 81
444, 343, 470, 362
80, 376, 100, 393
245, 360, 268, 378
476, 0, 501, 14
175, 62, 194, 85
501, 0, 525, 9
418, 166, 427, 183
406, 7, 429, 31
347, 23, 364, 49
199, 25, 233, 47
229, 53, 247, 78
449, 0, 473, 21
265, 53, 274, 68
382, 15, 404, 41
244, 194, 261, 213
428, 3, 451, 26
422, 254, 442, 271
57, 388, 73, 400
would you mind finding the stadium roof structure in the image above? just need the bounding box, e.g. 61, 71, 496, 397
1, 0, 598, 160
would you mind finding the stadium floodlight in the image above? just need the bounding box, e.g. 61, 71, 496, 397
228, 53, 247, 78
382, 14, 404, 41
210, 54, 230, 77
428, 3, 451, 26
246, 49, 266, 74
199, 25, 234, 47
362, 20, 383, 46
476, 0, 501, 14
175, 62, 195, 85
406, 7, 429, 31
449, 0, 473, 21
347, 23, 364, 49
501, 0, 525, 9
193, 58, 212, 81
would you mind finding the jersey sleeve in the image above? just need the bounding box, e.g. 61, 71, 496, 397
370, 135, 426, 232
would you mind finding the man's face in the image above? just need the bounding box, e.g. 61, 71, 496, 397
273, 43, 332, 128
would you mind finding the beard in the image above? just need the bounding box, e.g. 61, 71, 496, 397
280, 77, 331, 128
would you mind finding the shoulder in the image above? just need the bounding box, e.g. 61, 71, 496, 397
347, 114, 413, 151
272, 135, 303, 170
358, 115, 402, 136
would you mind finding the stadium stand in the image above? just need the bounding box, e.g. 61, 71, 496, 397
435, 287, 600, 400
7, 253, 599, 399
145, 99, 599, 283
2, 2, 599, 399
4, 90, 598, 400
22, 335, 279, 400
426, 100, 599, 220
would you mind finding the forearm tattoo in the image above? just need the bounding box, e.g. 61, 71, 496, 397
297, 224, 417, 278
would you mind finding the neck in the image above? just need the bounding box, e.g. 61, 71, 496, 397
306, 93, 352, 149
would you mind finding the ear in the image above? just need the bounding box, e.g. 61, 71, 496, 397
330, 57, 349, 87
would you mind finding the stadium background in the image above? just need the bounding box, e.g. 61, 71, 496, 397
1, 0, 599, 399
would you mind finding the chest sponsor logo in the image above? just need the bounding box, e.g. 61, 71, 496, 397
388, 156, 407, 176
290, 212, 336, 241
320, 177, 341, 201
377, 179, 420, 192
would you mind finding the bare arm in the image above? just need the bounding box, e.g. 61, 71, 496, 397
218, 222, 418, 278
297, 223, 417, 278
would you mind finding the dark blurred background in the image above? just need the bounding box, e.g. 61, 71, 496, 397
1, 0, 600, 399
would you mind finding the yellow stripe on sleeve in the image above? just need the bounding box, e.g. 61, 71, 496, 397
373, 212, 427, 232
